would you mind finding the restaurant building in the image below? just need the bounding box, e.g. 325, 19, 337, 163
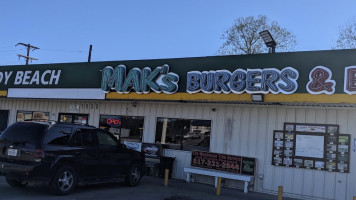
1, 49, 356, 200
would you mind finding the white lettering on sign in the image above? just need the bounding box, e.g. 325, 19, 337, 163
0, 71, 13, 85
344, 66, 356, 95
41, 70, 51, 85
4, 71, 12, 84
14, 71, 24, 85
0, 70, 61, 86
187, 67, 299, 94
30, 71, 40, 85
22, 71, 32, 85
50, 70, 61, 84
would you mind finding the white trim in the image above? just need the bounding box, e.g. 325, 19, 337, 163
7, 88, 105, 100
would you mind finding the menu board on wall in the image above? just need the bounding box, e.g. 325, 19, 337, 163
272, 122, 350, 173
295, 135, 324, 158
191, 151, 256, 175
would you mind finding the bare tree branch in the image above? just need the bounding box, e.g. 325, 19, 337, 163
217, 15, 297, 55
334, 18, 356, 49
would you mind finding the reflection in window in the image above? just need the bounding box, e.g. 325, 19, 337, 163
16, 110, 49, 122
58, 113, 88, 125
43, 127, 71, 146
155, 118, 211, 151
97, 130, 119, 149
99, 115, 144, 143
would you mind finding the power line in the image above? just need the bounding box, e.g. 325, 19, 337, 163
0, 49, 23, 53
41, 48, 88, 53
0, 45, 15, 49
15, 43, 39, 65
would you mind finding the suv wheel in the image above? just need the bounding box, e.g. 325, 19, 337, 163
50, 165, 77, 195
126, 163, 142, 187
5, 177, 27, 187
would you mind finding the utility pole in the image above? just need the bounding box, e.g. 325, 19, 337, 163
88, 44, 92, 62
16, 43, 39, 65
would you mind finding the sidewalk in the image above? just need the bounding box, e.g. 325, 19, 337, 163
136, 176, 299, 200
0, 176, 301, 200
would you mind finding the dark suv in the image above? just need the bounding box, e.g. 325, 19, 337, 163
0, 122, 145, 195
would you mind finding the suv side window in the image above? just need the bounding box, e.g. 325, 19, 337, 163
97, 130, 118, 146
69, 130, 82, 146
43, 126, 72, 146
82, 130, 97, 147
69, 128, 98, 147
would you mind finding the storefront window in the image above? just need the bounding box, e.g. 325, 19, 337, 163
58, 113, 88, 125
155, 118, 211, 151
16, 111, 49, 122
99, 115, 144, 143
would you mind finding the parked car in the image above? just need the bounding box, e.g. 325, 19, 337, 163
0, 122, 145, 195
183, 132, 201, 139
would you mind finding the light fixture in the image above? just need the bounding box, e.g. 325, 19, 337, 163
259, 30, 277, 53
251, 94, 264, 102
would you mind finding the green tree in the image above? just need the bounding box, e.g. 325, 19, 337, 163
218, 15, 297, 55
334, 19, 356, 49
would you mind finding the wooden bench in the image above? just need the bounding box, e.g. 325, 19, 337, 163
184, 167, 254, 193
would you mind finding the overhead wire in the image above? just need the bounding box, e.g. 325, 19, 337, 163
0, 45, 16, 49
0, 49, 23, 53
0, 46, 89, 65
41, 48, 88, 53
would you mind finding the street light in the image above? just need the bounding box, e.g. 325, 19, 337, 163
259, 30, 277, 53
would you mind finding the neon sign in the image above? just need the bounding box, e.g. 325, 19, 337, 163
106, 118, 121, 127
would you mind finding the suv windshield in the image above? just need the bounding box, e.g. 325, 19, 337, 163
0, 122, 49, 145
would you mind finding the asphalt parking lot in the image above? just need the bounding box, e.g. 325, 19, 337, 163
0, 176, 299, 200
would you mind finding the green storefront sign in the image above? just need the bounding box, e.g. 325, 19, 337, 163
1, 49, 356, 97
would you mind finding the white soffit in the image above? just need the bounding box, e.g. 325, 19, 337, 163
7, 88, 105, 100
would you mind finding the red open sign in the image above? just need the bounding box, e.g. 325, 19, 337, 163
106, 118, 121, 127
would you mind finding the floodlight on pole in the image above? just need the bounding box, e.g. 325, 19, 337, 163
259, 30, 277, 53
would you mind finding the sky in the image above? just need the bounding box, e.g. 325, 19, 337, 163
0, 0, 356, 66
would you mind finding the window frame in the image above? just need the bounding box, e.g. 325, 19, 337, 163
155, 117, 211, 151
16, 110, 50, 122
58, 113, 89, 125
99, 114, 145, 143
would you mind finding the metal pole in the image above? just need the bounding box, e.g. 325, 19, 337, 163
88, 44, 92, 62
278, 186, 283, 200
164, 169, 169, 186
216, 177, 222, 195
26, 44, 30, 65
272, 45, 276, 53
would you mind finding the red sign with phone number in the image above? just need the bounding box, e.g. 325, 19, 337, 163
191, 151, 256, 175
